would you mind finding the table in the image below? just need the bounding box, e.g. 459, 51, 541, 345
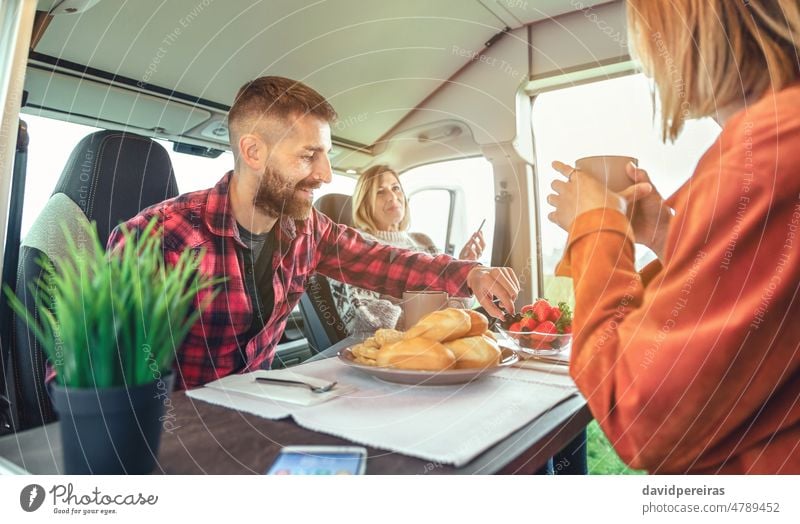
0, 338, 592, 474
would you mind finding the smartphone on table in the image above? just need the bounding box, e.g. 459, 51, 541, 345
266, 445, 367, 475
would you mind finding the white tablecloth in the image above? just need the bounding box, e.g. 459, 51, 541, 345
187, 358, 577, 467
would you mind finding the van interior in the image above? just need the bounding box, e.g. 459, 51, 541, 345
0, 0, 724, 474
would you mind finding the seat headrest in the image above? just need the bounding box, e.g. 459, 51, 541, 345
52, 130, 179, 246
314, 193, 354, 227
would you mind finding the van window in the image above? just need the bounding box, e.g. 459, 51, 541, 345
401, 157, 495, 264
19, 114, 101, 238
407, 188, 454, 253
156, 142, 232, 193
18, 114, 235, 238
313, 173, 357, 204
19, 113, 358, 241
531, 73, 721, 302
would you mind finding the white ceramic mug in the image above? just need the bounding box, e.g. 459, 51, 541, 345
400, 291, 449, 330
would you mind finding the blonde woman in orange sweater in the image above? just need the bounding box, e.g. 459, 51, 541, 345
548, 0, 800, 473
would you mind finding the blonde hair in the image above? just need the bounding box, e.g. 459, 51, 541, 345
627, 0, 800, 141
352, 165, 410, 234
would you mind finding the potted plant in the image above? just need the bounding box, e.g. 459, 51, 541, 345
5, 218, 222, 474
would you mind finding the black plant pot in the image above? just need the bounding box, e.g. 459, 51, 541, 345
51, 373, 175, 474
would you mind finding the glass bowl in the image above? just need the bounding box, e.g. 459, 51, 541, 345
497, 326, 572, 357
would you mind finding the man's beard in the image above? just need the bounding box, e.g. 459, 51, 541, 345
253, 164, 317, 220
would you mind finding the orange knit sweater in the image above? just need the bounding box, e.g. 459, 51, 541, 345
557, 85, 800, 473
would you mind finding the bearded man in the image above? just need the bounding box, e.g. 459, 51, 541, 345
108, 77, 519, 389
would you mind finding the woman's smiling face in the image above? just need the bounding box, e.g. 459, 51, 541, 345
372, 171, 406, 231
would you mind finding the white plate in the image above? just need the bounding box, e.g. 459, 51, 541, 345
337, 347, 518, 386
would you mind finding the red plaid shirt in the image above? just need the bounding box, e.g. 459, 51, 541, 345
107, 172, 477, 389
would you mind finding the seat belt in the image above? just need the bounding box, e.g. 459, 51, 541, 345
0, 113, 30, 434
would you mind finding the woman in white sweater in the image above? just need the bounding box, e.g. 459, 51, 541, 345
330, 165, 485, 334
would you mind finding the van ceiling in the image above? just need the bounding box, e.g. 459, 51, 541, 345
32, 0, 607, 150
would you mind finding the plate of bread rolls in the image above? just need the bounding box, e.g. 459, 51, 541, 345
339, 308, 518, 385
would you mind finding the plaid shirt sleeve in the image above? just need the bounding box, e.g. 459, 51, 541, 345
106, 205, 215, 390
106, 212, 158, 253
314, 215, 479, 299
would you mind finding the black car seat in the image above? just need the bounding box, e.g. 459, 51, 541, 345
8, 130, 178, 431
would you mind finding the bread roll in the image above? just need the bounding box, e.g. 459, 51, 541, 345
376, 337, 456, 371
354, 355, 377, 366
374, 328, 404, 346
443, 335, 501, 369
404, 308, 471, 342
352, 342, 380, 361
464, 310, 489, 337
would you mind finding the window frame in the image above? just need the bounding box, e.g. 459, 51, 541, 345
398, 155, 495, 264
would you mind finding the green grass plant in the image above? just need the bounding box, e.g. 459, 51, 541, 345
5, 218, 223, 388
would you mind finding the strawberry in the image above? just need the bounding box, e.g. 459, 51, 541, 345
555, 302, 573, 334
531, 299, 552, 322
549, 306, 562, 322
533, 320, 557, 342
509, 321, 522, 332
520, 304, 536, 317
519, 316, 537, 332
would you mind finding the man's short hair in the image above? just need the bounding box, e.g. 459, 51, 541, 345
227, 76, 337, 140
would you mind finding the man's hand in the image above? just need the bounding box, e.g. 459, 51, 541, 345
466, 266, 520, 318
617, 163, 673, 261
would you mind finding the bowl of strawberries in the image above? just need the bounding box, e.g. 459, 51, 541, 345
498, 299, 573, 356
